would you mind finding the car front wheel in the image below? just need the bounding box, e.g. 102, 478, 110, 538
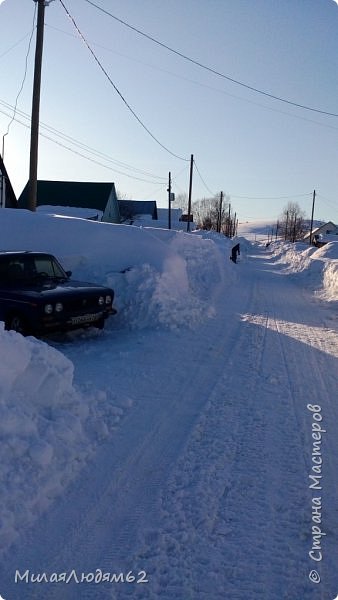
95, 317, 105, 330
5, 314, 29, 336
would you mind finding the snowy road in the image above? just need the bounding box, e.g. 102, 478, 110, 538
2, 243, 338, 600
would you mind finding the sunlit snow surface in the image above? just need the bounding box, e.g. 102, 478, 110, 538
0, 210, 337, 600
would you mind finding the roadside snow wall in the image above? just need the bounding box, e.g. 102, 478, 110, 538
0, 209, 233, 330
271, 241, 338, 301
0, 324, 130, 555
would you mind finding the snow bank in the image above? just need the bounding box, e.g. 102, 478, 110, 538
0, 324, 131, 554
37, 204, 103, 220
271, 240, 338, 301
0, 209, 231, 330
0, 209, 235, 554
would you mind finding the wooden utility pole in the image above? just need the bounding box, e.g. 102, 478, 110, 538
284, 210, 289, 241
186, 154, 194, 232
28, 0, 46, 212
217, 191, 223, 233
233, 212, 237, 237
275, 220, 279, 241
167, 171, 172, 230
227, 203, 231, 237
309, 189, 316, 246
292, 216, 297, 242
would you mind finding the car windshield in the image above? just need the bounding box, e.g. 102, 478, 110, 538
0, 254, 68, 284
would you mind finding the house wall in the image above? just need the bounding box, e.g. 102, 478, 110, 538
102, 188, 121, 224
315, 222, 337, 235
304, 221, 338, 241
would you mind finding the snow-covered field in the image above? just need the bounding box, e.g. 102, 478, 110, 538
0, 210, 337, 599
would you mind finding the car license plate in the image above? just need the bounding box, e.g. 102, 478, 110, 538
70, 313, 101, 325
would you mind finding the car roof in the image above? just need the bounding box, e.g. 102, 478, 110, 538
0, 251, 52, 256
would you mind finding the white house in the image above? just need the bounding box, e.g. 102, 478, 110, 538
304, 221, 338, 246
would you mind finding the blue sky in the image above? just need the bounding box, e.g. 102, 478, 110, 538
0, 0, 338, 223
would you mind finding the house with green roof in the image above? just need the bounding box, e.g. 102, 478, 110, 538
18, 180, 121, 223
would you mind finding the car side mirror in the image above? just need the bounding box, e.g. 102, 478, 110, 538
66, 270, 72, 277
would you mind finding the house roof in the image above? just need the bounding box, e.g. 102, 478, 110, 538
0, 155, 17, 208
118, 200, 158, 220
304, 221, 337, 239
18, 180, 117, 212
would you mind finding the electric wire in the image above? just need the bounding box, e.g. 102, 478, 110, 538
0, 31, 32, 60
0, 107, 168, 184
171, 164, 190, 186
46, 21, 338, 133
183, 158, 314, 205
317, 194, 338, 210
2, 4, 37, 149
58, 0, 189, 162
231, 193, 313, 200
193, 160, 216, 197
139, 181, 168, 202
0, 98, 166, 182
83, 0, 338, 119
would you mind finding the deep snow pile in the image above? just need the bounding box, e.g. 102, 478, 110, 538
0, 209, 235, 555
37, 204, 103, 220
0, 324, 132, 554
0, 209, 233, 329
271, 240, 338, 301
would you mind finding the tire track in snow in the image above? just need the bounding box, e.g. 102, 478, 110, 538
126, 249, 337, 599
1, 280, 254, 600
217, 257, 337, 600
268, 279, 338, 600
126, 280, 277, 599
2, 246, 337, 600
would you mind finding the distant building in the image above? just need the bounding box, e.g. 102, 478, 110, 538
0, 155, 17, 208
304, 221, 338, 246
18, 180, 121, 223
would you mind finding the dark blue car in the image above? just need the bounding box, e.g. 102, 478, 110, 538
0, 251, 117, 335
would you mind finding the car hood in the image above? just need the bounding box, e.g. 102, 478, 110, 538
2, 279, 112, 298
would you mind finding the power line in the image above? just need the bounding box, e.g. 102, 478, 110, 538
139, 181, 168, 202
231, 193, 313, 200
0, 98, 167, 180
58, 0, 189, 162
2, 4, 37, 150
46, 21, 338, 133
193, 160, 216, 197
171, 164, 190, 186
83, 0, 338, 119
0, 31, 32, 60
174, 157, 312, 204
316, 194, 338, 210
0, 105, 168, 184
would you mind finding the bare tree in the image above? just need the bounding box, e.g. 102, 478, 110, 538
279, 201, 306, 242
192, 194, 236, 234
174, 192, 188, 213
192, 196, 220, 230
115, 188, 131, 200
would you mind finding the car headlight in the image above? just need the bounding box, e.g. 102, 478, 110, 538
105, 295, 112, 304
55, 302, 63, 312
98, 296, 105, 306
44, 304, 53, 314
